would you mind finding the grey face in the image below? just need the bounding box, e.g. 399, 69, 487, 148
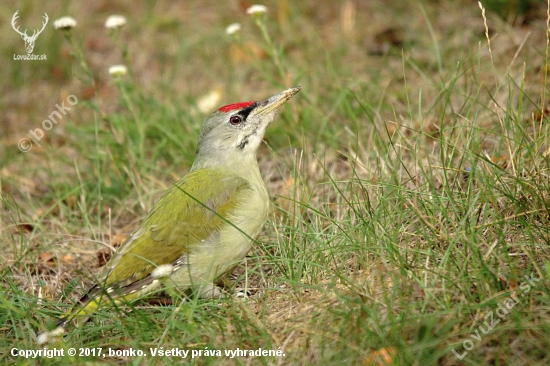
195, 87, 301, 161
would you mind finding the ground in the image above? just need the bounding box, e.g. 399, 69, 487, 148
2, 0, 550, 365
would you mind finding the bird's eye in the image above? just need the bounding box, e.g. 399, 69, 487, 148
229, 115, 242, 125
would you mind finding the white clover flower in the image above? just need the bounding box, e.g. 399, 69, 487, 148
246, 4, 268, 16
151, 264, 174, 279
105, 15, 127, 29
225, 23, 241, 36
37, 327, 65, 345
108, 65, 127, 76
53, 16, 77, 30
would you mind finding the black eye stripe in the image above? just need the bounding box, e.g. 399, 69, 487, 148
238, 102, 257, 120
228, 102, 257, 126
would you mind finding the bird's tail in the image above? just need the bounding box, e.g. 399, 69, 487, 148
36, 289, 103, 344
36, 277, 160, 344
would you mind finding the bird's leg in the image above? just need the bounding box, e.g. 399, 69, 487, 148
197, 283, 225, 299
160, 275, 225, 299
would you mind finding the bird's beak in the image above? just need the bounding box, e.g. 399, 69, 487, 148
250, 86, 301, 118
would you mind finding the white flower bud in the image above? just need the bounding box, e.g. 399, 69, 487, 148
53, 16, 77, 30
108, 65, 128, 76
105, 15, 127, 29
246, 5, 268, 16
151, 264, 174, 279
225, 23, 241, 36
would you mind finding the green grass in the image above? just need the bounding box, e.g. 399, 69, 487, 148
2, 0, 550, 365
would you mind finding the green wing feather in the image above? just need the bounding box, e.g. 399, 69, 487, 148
100, 168, 251, 286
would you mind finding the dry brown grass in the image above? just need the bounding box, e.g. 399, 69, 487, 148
3, 0, 550, 364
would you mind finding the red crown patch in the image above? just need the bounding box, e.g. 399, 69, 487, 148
218, 101, 254, 113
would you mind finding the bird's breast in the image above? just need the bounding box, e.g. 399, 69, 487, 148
186, 181, 269, 282
217, 182, 268, 261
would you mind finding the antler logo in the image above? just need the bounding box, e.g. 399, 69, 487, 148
12, 11, 48, 54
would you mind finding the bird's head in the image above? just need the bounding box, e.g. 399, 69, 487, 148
192, 86, 300, 170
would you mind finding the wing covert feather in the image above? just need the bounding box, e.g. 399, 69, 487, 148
100, 170, 251, 285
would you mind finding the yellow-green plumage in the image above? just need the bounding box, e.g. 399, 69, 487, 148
38, 87, 300, 343
102, 169, 268, 296
103, 169, 265, 286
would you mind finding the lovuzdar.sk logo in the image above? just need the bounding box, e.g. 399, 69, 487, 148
12, 10, 48, 61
